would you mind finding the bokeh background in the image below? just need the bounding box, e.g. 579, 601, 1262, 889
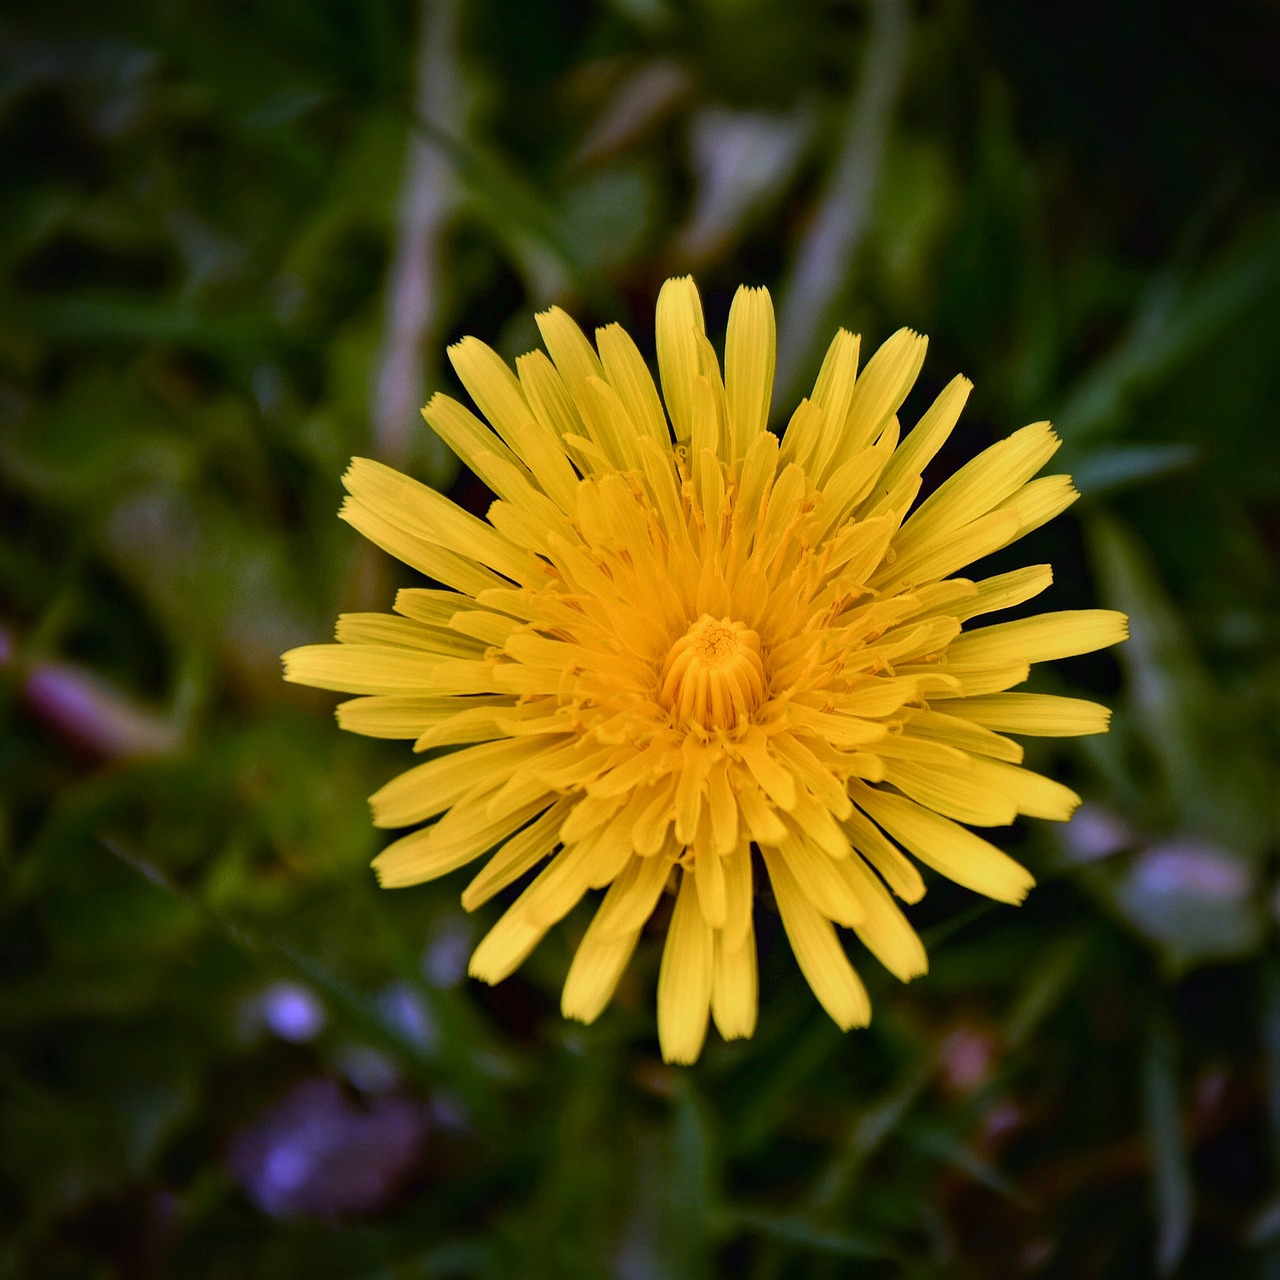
2, 0, 1278, 1275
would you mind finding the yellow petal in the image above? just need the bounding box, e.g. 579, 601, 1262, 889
913, 659, 1030, 698
761, 847, 871, 1031
596, 322, 669, 443
901, 708, 1024, 764
343, 457, 531, 582
736, 781, 789, 846
721, 844, 754, 951
810, 445, 892, 539
655, 275, 705, 443
852, 784, 1035, 904
461, 798, 572, 911
878, 757, 1018, 828
777, 398, 824, 473
336, 694, 500, 740
413, 705, 507, 749
723, 285, 776, 458
421, 392, 533, 502
593, 851, 674, 939
334, 613, 483, 656
694, 843, 728, 928
467, 911, 546, 986
339, 496, 506, 597
862, 374, 971, 515
373, 793, 548, 888
657, 870, 714, 1064
690, 380, 724, 476
945, 692, 1112, 737
770, 733, 852, 819
632, 780, 677, 857
393, 587, 486, 625
836, 853, 928, 982
786, 786, 853, 855
444, 609, 522, 647
369, 736, 556, 828
734, 728, 797, 810
711, 921, 758, 1041
448, 336, 533, 441
558, 791, 626, 845
952, 565, 1053, 623
706, 758, 739, 855
535, 306, 605, 413
561, 911, 641, 1024
832, 328, 927, 469
894, 422, 1060, 556
961, 757, 1082, 821
777, 833, 865, 928
469, 839, 602, 984
995, 474, 1078, 542
806, 329, 860, 475
841, 805, 925, 903
874, 509, 1022, 593
284, 644, 443, 695
947, 609, 1130, 667
584, 376, 645, 470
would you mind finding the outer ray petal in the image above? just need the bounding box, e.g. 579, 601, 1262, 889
658, 870, 714, 1064
655, 275, 706, 443
762, 847, 871, 1031
724, 285, 776, 459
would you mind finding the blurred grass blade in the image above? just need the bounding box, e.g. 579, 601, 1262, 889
371, 0, 460, 474
1143, 1018, 1193, 1275
1006, 933, 1090, 1049
1087, 513, 1213, 830
730, 1019, 843, 1153
1264, 960, 1280, 1173
721, 1207, 898, 1262
1056, 212, 1280, 445
775, 0, 910, 402
1071, 443, 1198, 499
410, 113, 621, 313
902, 1118, 1029, 1207
804, 1055, 931, 1219
666, 1084, 716, 1279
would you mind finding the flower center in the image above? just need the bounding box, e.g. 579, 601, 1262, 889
659, 615, 767, 730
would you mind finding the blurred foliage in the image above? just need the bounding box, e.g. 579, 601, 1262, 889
1, 0, 1278, 1276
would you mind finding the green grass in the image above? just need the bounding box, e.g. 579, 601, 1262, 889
1, 1, 1278, 1275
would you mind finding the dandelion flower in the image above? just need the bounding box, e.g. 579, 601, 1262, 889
284, 278, 1127, 1064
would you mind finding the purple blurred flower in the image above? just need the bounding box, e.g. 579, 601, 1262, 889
378, 981, 436, 1051
421, 918, 471, 989
261, 981, 327, 1043
227, 1077, 428, 1219
236, 981, 327, 1045
23, 660, 180, 759
1113, 839, 1263, 967
1129, 841, 1252, 901
1059, 804, 1135, 864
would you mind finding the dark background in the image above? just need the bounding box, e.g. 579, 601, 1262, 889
1, 1, 1278, 1276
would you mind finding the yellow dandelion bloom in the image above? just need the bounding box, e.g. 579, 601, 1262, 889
284, 277, 1127, 1064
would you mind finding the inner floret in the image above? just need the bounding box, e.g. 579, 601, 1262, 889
658, 614, 767, 730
